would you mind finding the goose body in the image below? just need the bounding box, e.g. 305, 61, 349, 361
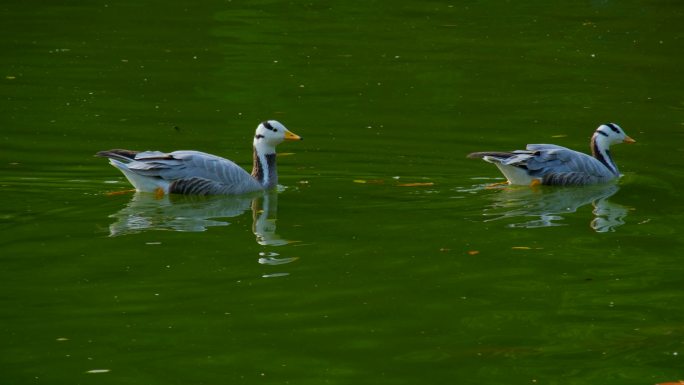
97, 120, 302, 195
468, 123, 635, 186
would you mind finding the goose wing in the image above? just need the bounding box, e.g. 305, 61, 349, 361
515, 144, 614, 185
127, 150, 262, 194
129, 151, 248, 181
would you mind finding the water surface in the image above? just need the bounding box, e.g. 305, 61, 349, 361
2, 1, 684, 384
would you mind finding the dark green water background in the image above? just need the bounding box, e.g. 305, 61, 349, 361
2, 1, 684, 384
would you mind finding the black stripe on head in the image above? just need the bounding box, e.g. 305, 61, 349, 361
262, 121, 277, 132
606, 123, 621, 133
596, 130, 609, 137
255, 134, 265, 139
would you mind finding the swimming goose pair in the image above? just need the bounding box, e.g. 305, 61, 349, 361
468, 123, 635, 186
98, 121, 635, 195
97, 120, 301, 196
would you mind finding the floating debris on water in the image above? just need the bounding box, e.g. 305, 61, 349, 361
397, 182, 434, 187
354, 179, 384, 184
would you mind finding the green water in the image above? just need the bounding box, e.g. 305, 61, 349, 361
2, 1, 684, 384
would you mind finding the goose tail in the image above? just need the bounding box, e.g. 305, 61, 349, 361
96, 149, 140, 163
105, 158, 169, 193
467, 151, 515, 161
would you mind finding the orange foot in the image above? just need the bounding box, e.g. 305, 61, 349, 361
530, 179, 542, 188
154, 187, 165, 199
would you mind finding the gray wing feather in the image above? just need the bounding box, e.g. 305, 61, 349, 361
522, 144, 614, 185
127, 150, 262, 194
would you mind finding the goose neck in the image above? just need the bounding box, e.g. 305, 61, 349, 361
251, 146, 278, 189
591, 135, 619, 176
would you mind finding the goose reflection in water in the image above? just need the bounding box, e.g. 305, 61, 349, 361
107, 191, 287, 244
480, 183, 629, 232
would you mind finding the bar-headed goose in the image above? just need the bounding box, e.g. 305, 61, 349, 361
97, 120, 302, 195
467, 123, 635, 186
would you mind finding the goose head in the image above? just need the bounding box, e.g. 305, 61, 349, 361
592, 123, 636, 148
590, 123, 636, 177
253, 120, 302, 153
251, 120, 302, 189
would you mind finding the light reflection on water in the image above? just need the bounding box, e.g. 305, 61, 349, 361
107, 192, 251, 235
107, 191, 291, 245
475, 183, 629, 232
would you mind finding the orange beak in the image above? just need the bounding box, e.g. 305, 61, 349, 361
623, 136, 636, 144
284, 129, 302, 141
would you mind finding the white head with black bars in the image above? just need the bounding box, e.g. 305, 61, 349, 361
593, 123, 636, 147
253, 120, 302, 152
589, 123, 636, 176
250, 120, 302, 188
